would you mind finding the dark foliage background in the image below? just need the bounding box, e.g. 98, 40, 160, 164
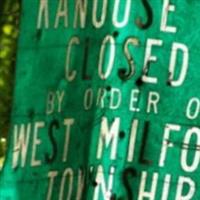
0, 0, 20, 161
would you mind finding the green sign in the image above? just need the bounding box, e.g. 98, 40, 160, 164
1, 0, 200, 199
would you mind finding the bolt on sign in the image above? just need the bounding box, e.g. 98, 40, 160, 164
0, 0, 200, 199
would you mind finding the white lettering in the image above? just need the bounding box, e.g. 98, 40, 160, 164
142, 39, 163, 84
98, 36, 115, 80
97, 117, 120, 160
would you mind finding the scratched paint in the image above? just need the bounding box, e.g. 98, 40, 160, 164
0, 0, 200, 199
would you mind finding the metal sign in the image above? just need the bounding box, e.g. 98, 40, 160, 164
1, 0, 200, 199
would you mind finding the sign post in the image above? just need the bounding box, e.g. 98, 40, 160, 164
1, 0, 200, 199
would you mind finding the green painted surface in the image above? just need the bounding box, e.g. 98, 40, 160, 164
1, 0, 200, 199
